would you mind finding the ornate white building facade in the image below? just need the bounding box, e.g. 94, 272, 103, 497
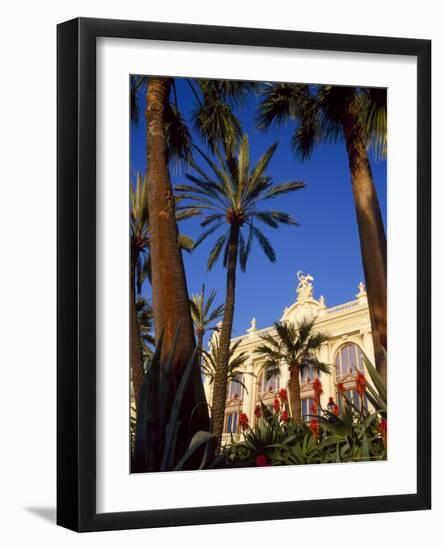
203, 272, 377, 440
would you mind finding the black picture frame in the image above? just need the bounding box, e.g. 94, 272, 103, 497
57, 17, 431, 532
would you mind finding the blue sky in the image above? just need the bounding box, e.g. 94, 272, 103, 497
130, 78, 386, 341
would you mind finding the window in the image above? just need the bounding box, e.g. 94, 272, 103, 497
334, 343, 364, 381
258, 367, 280, 394
301, 398, 315, 420
225, 412, 238, 434
301, 364, 315, 383
228, 375, 244, 400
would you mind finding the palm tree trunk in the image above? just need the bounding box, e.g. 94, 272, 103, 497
146, 77, 209, 435
211, 225, 239, 448
196, 330, 204, 369
288, 366, 302, 423
343, 114, 387, 386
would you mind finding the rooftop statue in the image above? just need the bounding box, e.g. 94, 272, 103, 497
296, 271, 314, 302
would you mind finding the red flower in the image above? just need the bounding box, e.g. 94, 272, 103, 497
309, 418, 320, 439
332, 404, 340, 416
355, 372, 367, 396
311, 401, 318, 415
337, 382, 345, 393
312, 378, 323, 403
255, 454, 269, 467
238, 412, 249, 430
254, 405, 262, 419
281, 410, 289, 423
278, 388, 288, 403
273, 398, 281, 413
379, 418, 387, 439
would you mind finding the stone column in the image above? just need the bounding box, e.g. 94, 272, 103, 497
279, 360, 290, 392
241, 358, 254, 424
356, 314, 377, 414
319, 341, 333, 408
203, 376, 213, 406
360, 322, 375, 366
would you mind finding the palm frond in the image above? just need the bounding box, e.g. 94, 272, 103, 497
250, 225, 276, 263
177, 234, 195, 252
190, 284, 224, 337
207, 231, 229, 270
261, 181, 305, 201
193, 222, 224, 248
164, 103, 193, 170
178, 132, 303, 275
256, 83, 309, 130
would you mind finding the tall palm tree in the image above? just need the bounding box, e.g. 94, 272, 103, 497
130, 172, 196, 407
255, 319, 330, 423
176, 134, 304, 444
257, 84, 387, 385
190, 284, 224, 367
143, 77, 255, 437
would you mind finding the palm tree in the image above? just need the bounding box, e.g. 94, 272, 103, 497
135, 297, 155, 363
190, 285, 224, 366
130, 172, 196, 407
255, 319, 330, 423
257, 84, 387, 385
143, 77, 255, 438
202, 336, 250, 393
130, 172, 150, 407
176, 134, 304, 444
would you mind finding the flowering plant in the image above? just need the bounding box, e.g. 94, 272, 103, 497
225, 354, 387, 466
278, 388, 288, 403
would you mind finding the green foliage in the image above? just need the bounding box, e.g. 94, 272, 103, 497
225, 401, 314, 467
256, 83, 387, 161
132, 331, 220, 472
190, 284, 224, 340
363, 350, 387, 416
135, 297, 155, 363
176, 134, 304, 272
255, 318, 330, 379
192, 79, 256, 152
130, 172, 197, 289
318, 400, 386, 462
226, 372, 387, 468
202, 336, 251, 390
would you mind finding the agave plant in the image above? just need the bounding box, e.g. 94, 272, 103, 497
317, 404, 386, 462
362, 350, 387, 417
132, 330, 223, 473
317, 354, 387, 461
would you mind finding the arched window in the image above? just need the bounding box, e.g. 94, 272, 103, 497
334, 342, 364, 382
334, 342, 368, 411
227, 375, 244, 400
258, 366, 280, 395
